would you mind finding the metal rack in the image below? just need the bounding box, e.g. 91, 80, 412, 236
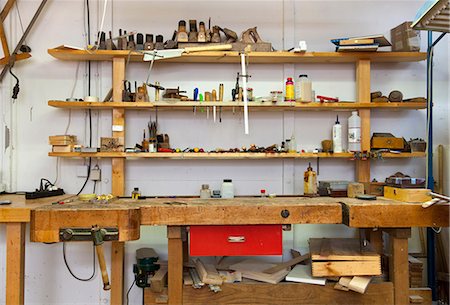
412, 0, 449, 300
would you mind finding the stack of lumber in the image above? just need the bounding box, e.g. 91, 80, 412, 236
310, 238, 381, 277
49, 135, 77, 152
409, 255, 423, 288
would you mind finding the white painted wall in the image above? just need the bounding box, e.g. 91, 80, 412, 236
0, 1, 448, 304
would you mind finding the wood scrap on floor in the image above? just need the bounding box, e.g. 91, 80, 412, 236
310, 238, 381, 277
194, 258, 223, 285
335, 276, 372, 294
262, 253, 310, 274
218, 270, 242, 283
229, 259, 290, 284
150, 266, 168, 293
409, 295, 424, 304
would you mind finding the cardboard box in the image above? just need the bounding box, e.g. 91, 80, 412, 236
390, 22, 420, 52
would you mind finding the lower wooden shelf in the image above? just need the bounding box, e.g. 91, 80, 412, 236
48, 152, 425, 159
144, 282, 396, 305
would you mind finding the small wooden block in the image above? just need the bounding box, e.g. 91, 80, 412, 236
194, 258, 223, 285
409, 295, 424, 304
150, 266, 168, 293
348, 183, 365, 198
334, 282, 350, 291
155, 294, 168, 304
183, 272, 193, 285
348, 276, 372, 294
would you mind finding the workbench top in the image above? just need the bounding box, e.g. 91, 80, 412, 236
2, 194, 448, 242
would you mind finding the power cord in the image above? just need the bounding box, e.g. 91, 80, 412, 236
126, 279, 136, 305
62, 241, 96, 281
9, 66, 20, 99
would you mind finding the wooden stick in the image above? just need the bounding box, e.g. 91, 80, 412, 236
96, 244, 111, 290
262, 253, 309, 274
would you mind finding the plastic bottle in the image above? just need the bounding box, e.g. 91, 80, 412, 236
285, 77, 295, 102
303, 163, 317, 195
348, 111, 361, 152
289, 134, 297, 153
295, 75, 302, 100
221, 179, 234, 198
200, 184, 211, 199
299, 75, 312, 102
332, 115, 343, 153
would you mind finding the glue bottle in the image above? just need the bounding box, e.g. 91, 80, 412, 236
131, 187, 141, 199
303, 163, 317, 195
348, 111, 361, 152
221, 179, 234, 198
285, 77, 295, 102
332, 115, 343, 153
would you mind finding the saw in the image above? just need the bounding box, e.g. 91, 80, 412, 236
142, 44, 232, 61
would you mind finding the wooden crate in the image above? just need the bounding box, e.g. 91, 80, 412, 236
310, 238, 381, 277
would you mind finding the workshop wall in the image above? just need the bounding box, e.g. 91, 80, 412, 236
0, 1, 448, 304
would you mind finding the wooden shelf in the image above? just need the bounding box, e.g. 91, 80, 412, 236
48, 48, 427, 64
48, 101, 154, 109
48, 152, 425, 159
48, 100, 427, 110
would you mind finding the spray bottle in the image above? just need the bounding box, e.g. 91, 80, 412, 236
332, 115, 343, 153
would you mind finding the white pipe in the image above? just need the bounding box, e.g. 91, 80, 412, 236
241, 53, 249, 134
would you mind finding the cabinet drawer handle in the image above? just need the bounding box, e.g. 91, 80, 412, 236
228, 236, 245, 243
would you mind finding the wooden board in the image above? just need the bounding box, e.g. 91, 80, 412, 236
383, 187, 432, 203
229, 259, 289, 284
144, 282, 394, 305
48, 48, 427, 63
139, 197, 342, 225
310, 238, 381, 277
30, 201, 141, 242
48, 100, 427, 110
342, 197, 449, 227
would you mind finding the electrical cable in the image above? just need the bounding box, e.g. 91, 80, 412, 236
76, 0, 93, 196
9, 66, 20, 100
14, 1, 27, 45
126, 279, 136, 305
62, 241, 96, 281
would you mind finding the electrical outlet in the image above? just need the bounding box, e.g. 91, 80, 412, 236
76, 165, 89, 178
90, 168, 101, 181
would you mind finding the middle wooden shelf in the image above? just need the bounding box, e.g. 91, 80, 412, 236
48, 152, 426, 159
48, 100, 427, 111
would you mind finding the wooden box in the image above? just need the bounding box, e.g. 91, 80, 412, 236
100, 137, 124, 152
190, 225, 282, 256
363, 182, 386, 196
371, 134, 404, 150
310, 238, 381, 277
383, 186, 431, 203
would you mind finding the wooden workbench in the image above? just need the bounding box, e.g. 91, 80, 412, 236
1, 194, 448, 305
0, 194, 71, 305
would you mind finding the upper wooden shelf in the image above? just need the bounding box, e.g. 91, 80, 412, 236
48, 152, 425, 159
48, 100, 427, 110
48, 48, 427, 64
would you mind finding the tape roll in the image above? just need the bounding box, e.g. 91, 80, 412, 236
84, 96, 100, 102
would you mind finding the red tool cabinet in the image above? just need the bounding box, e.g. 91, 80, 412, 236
189, 225, 282, 256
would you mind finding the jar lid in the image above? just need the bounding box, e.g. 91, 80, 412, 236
299, 74, 308, 77
202, 184, 209, 189
223, 179, 232, 183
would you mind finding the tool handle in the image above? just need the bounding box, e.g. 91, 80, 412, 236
95, 244, 111, 290
184, 44, 232, 53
